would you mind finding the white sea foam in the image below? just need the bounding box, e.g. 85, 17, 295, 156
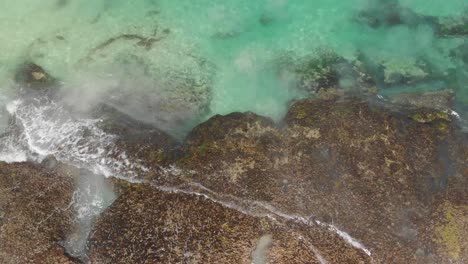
0, 96, 141, 259
0, 148, 28, 163
0, 99, 29, 163
1, 98, 145, 180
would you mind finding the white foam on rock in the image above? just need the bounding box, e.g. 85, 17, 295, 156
1, 98, 146, 181
0, 99, 29, 163
0, 148, 28, 163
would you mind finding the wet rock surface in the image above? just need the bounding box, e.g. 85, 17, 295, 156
87, 181, 370, 263
170, 96, 467, 263
0, 162, 77, 263
387, 89, 455, 110
1, 92, 467, 263
91, 103, 180, 169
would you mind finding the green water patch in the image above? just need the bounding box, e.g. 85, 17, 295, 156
0, 0, 467, 134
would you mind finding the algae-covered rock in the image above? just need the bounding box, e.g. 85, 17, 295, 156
437, 15, 468, 38
294, 51, 344, 93
0, 162, 77, 263
358, 55, 437, 89
431, 202, 468, 261
410, 111, 451, 124
380, 58, 430, 86
87, 181, 370, 263
2, 90, 466, 263
179, 112, 282, 202
172, 95, 467, 263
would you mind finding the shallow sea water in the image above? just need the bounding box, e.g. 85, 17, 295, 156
0, 0, 466, 180
0, 0, 466, 176
0, 0, 466, 125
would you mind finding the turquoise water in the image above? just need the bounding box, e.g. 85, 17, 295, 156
0, 0, 467, 134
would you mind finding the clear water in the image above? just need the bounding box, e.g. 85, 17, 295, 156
0, 0, 466, 127
0, 0, 466, 183
0, 0, 466, 174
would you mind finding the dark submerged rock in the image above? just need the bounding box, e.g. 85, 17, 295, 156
450, 41, 468, 65
356, 1, 467, 39
436, 15, 468, 38
14, 62, 58, 93
355, 0, 439, 29
91, 103, 180, 170
278, 50, 376, 97
259, 13, 274, 26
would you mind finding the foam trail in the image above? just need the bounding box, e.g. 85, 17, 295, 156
155, 181, 373, 257
312, 246, 328, 264
251, 234, 272, 264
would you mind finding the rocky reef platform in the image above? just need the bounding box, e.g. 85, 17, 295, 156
1, 87, 467, 263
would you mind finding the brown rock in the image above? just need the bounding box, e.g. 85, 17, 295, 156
0, 162, 77, 263
165, 96, 467, 263
87, 181, 370, 263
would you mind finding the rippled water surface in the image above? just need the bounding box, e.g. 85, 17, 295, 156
1, 0, 467, 121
